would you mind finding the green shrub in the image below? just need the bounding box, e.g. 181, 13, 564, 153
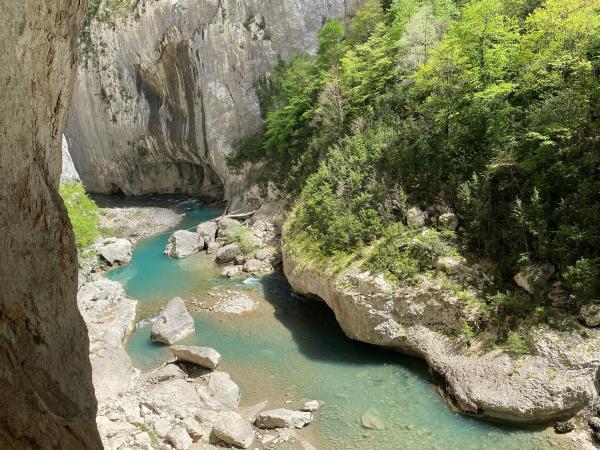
225, 224, 256, 256
59, 181, 100, 251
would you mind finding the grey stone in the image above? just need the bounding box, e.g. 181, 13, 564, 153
406, 207, 427, 229
243, 258, 268, 274
213, 411, 255, 448
167, 427, 193, 450
99, 238, 133, 265
197, 221, 218, 244
164, 230, 203, 258
514, 264, 555, 294
152, 297, 195, 344
255, 409, 312, 429
434, 256, 465, 274
581, 303, 600, 327
60, 135, 80, 181
438, 212, 458, 231
554, 420, 574, 434
301, 401, 321, 412
216, 243, 241, 264
171, 345, 222, 370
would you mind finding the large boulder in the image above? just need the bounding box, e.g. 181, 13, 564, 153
406, 207, 427, 229
438, 212, 458, 230
164, 230, 203, 258
197, 221, 218, 244
152, 297, 195, 344
255, 409, 312, 429
213, 411, 255, 448
514, 264, 555, 294
216, 243, 241, 264
99, 238, 133, 265
581, 303, 600, 327
171, 345, 222, 370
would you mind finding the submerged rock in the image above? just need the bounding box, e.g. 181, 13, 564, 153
554, 420, 574, 434
361, 410, 386, 430
301, 400, 321, 412
213, 411, 255, 448
171, 345, 222, 370
151, 297, 195, 344
255, 409, 312, 429
165, 230, 203, 258
98, 238, 132, 265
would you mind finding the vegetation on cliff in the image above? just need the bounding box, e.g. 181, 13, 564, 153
229, 0, 600, 306
59, 181, 100, 250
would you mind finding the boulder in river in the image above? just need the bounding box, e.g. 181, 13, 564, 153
197, 221, 218, 244
361, 409, 385, 430
98, 238, 132, 265
171, 345, 221, 370
151, 297, 195, 344
213, 411, 255, 448
164, 230, 203, 258
216, 243, 241, 264
255, 409, 312, 429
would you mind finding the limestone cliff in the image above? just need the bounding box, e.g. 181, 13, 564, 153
66, 0, 359, 204
283, 252, 600, 424
0, 0, 102, 448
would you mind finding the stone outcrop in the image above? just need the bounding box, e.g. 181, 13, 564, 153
152, 297, 196, 344
65, 0, 359, 205
0, 0, 102, 447
283, 252, 600, 424
165, 230, 203, 258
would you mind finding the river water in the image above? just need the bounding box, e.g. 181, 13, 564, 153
107, 200, 565, 450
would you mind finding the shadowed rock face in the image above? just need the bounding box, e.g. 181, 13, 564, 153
0, 0, 101, 448
66, 0, 360, 205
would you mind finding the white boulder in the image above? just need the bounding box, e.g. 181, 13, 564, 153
151, 297, 195, 344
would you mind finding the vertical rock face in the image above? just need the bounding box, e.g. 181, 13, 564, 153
0, 1, 102, 448
66, 0, 358, 204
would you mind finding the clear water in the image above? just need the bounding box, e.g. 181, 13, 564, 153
107, 202, 566, 450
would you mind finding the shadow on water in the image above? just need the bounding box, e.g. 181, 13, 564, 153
257, 272, 552, 436
258, 272, 428, 372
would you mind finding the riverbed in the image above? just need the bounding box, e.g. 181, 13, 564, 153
107, 200, 565, 450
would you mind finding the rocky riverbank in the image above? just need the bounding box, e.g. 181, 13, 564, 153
77, 203, 319, 449
280, 227, 600, 448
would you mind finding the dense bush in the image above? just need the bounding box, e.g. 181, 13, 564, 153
59, 181, 100, 251
228, 0, 600, 304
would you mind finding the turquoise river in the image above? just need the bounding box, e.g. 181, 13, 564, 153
107, 200, 569, 450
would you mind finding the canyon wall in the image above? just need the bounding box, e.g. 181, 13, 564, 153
0, 0, 102, 448
66, 0, 359, 204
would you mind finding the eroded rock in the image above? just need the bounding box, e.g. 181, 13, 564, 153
216, 243, 241, 264
213, 411, 255, 448
171, 345, 222, 370
152, 297, 195, 344
99, 238, 133, 265
255, 409, 312, 429
165, 230, 203, 258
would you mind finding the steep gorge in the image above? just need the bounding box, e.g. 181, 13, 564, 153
0, 0, 101, 448
66, 0, 360, 204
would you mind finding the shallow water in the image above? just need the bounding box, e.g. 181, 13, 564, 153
107, 202, 565, 450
